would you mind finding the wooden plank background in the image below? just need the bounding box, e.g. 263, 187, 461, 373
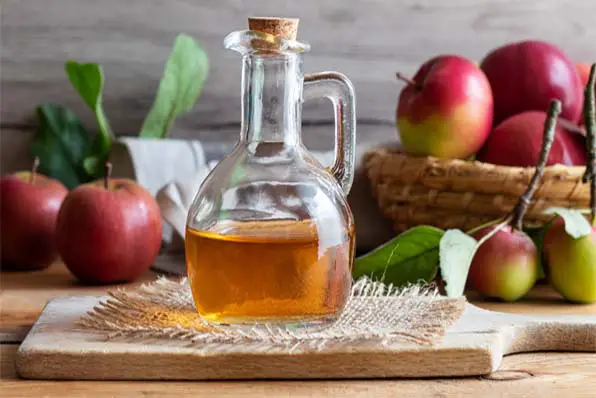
1, 0, 595, 172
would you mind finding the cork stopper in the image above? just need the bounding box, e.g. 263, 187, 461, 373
248, 17, 299, 41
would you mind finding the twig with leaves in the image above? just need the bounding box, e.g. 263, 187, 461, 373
31, 34, 209, 188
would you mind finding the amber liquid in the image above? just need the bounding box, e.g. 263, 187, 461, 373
185, 220, 354, 325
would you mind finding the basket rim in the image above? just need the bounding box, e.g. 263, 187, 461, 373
365, 146, 587, 173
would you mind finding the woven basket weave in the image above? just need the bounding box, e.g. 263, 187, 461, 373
364, 147, 590, 232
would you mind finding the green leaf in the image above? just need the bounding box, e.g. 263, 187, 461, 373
353, 226, 444, 287
30, 103, 91, 189
544, 207, 592, 239
439, 229, 478, 297
65, 61, 113, 177
139, 34, 209, 138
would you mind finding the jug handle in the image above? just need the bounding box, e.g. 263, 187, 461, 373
303, 72, 356, 195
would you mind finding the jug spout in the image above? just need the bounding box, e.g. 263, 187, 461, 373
226, 18, 310, 147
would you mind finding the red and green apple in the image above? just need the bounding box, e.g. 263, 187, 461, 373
468, 225, 539, 302
396, 55, 494, 159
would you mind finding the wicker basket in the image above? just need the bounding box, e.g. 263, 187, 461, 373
364, 147, 590, 232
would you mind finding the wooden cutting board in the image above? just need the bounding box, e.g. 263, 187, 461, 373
16, 296, 596, 380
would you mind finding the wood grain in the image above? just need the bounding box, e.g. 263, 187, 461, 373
3, 0, 595, 174
13, 296, 596, 380
0, 263, 157, 342
2, 263, 596, 394
2, 0, 595, 132
0, 129, 35, 174
2, 345, 596, 397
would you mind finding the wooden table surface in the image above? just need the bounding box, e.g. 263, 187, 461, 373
1, 263, 595, 397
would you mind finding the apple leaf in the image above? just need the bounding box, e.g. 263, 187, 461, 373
439, 229, 478, 297
544, 207, 592, 239
353, 226, 444, 287
65, 61, 113, 178
30, 103, 91, 189
139, 34, 209, 138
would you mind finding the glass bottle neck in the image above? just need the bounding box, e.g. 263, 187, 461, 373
240, 54, 302, 147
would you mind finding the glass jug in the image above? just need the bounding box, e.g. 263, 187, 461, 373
185, 17, 356, 327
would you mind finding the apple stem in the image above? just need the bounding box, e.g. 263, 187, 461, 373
557, 117, 586, 137
30, 156, 40, 184
510, 99, 561, 231
395, 72, 422, 91
104, 161, 112, 190
581, 63, 596, 223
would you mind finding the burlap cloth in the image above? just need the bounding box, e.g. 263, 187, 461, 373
79, 277, 466, 350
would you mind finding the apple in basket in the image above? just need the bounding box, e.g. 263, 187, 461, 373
56, 163, 162, 284
477, 111, 586, 167
0, 158, 68, 270
396, 55, 494, 159
480, 40, 583, 125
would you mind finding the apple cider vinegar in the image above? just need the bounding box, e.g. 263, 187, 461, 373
185, 220, 354, 325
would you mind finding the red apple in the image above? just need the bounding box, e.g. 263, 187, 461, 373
577, 63, 596, 125
1, 159, 68, 270
468, 225, 539, 302
56, 165, 162, 284
477, 111, 586, 167
396, 55, 493, 159
480, 40, 583, 125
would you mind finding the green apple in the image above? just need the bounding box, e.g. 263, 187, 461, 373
543, 218, 596, 304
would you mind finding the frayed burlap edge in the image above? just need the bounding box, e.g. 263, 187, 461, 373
78, 277, 466, 351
